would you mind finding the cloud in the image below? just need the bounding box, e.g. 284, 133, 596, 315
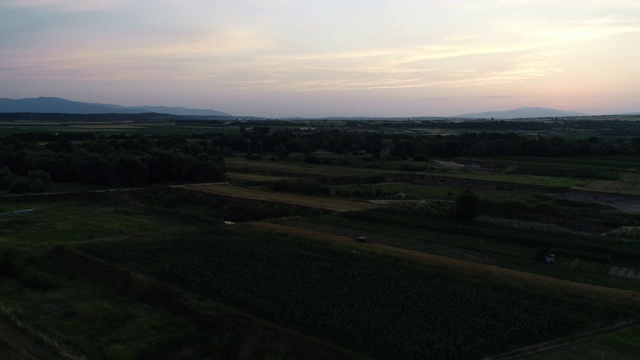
0, 0, 126, 12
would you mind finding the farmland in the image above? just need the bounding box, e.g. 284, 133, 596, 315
1, 115, 640, 359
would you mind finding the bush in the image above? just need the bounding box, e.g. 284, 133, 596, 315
452, 190, 480, 220
9, 178, 29, 193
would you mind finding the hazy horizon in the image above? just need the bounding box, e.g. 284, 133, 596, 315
1, 1, 639, 117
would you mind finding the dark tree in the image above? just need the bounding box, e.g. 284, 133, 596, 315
452, 190, 480, 220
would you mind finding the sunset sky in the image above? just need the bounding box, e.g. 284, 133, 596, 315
1, 0, 639, 117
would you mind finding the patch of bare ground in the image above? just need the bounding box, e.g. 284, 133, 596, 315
248, 222, 640, 308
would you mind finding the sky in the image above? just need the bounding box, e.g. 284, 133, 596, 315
1, 0, 639, 117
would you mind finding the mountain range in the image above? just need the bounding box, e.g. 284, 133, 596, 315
0, 97, 610, 119
455, 107, 586, 119
0, 97, 230, 116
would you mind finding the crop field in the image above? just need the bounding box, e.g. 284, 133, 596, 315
2, 117, 640, 359
78, 224, 635, 360
248, 222, 640, 306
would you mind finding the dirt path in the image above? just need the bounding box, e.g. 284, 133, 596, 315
0, 316, 61, 360
248, 222, 640, 307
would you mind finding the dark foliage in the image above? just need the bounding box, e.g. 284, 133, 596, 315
452, 190, 480, 220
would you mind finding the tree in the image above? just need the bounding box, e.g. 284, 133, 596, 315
452, 190, 480, 220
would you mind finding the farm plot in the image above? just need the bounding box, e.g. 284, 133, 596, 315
177, 183, 380, 212
248, 222, 640, 307
80, 229, 638, 360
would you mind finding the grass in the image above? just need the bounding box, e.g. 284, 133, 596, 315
517, 325, 640, 360
0, 193, 196, 247
0, 269, 199, 360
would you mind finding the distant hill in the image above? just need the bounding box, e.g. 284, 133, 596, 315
0, 97, 230, 116
456, 107, 586, 119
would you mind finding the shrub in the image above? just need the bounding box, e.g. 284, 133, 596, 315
452, 190, 480, 220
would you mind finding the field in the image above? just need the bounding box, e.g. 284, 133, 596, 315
2, 117, 640, 359
176, 183, 380, 212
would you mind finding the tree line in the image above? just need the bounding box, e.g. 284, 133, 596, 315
204, 126, 640, 159
0, 135, 225, 192
2, 124, 640, 193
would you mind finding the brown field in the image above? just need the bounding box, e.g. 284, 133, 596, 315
176, 183, 380, 212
